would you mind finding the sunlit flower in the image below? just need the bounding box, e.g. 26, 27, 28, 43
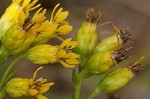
0, 0, 35, 39
5, 67, 54, 99
57, 38, 80, 68
27, 38, 80, 68
28, 67, 54, 99
1, 1, 73, 55
32, 4, 73, 45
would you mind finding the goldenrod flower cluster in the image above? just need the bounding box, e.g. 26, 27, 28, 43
0, 0, 145, 99
0, 0, 79, 99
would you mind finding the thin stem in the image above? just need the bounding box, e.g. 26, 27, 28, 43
73, 69, 89, 99
0, 88, 5, 99
0, 46, 9, 67
0, 55, 25, 89
87, 87, 102, 99
73, 78, 82, 99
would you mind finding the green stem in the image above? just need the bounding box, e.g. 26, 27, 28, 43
0, 88, 5, 99
87, 87, 102, 99
73, 70, 89, 99
73, 78, 82, 99
0, 55, 25, 90
0, 46, 9, 67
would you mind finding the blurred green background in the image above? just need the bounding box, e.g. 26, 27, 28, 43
0, 0, 150, 99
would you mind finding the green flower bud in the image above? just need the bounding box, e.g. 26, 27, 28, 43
94, 29, 131, 53
5, 78, 30, 97
27, 44, 58, 64
74, 8, 102, 56
96, 57, 144, 93
86, 48, 128, 74
99, 67, 133, 93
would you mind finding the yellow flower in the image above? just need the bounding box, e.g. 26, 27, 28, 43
32, 4, 73, 45
1, 1, 73, 53
27, 38, 80, 68
5, 67, 54, 99
0, 0, 34, 39
1, 0, 46, 55
57, 38, 80, 68
28, 67, 54, 99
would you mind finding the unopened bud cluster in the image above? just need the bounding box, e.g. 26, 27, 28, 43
75, 8, 144, 95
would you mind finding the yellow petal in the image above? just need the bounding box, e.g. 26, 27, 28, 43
22, 0, 31, 8
66, 59, 79, 65
57, 49, 67, 58
68, 41, 79, 49
42, 82, 54, 87
57, 25, 73, 35
55, 11, 69, 23
65, 53, 80, 59
18, 11, 26, 26
59, 61, 75, 68
28, 89, 38, 96
30, 0, 39, 8
40, 82, 54, 93
54, 8, 63, 20
59, 38, 72, 49
36, 94, 48, 99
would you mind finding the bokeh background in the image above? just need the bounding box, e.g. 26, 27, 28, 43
0, 0, 150, 99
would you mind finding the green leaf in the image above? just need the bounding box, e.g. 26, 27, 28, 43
72, 69, 79, 87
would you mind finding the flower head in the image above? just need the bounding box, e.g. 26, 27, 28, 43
27, 38, 80, 68
28, 67, 54, 99
2, 1, 72, 55
93, 28, 131, 54
57, 38, 80, 68
74, 8, 102, 57
32, 4, 73, 45
0, 0, 35, 39
85, 48, 129, 74
5, 67, 54, 99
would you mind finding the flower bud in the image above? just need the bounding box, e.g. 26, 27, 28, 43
27, 38, 80, 68
99, 67, 133, 93
74, 8, 102, 56
94, 29, 131, 53
86, 48, 128, 74
27, 44, 58, 64
5, 78, 30, 97
97, 57, 144, 93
